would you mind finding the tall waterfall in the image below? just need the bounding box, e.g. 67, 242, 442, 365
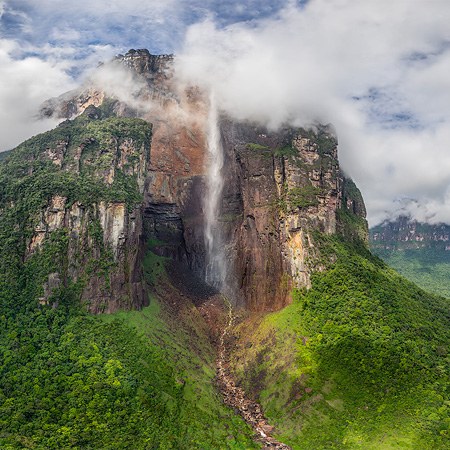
204, 93, 227, 289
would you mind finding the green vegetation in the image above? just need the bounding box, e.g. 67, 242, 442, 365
1, 105, 448, 449
370, 220, 450, 298
274, 145, 297, 157
277, 182, 322, 213
0, 246, 255, 448
101, 250, 256, 449
231, 235, 450, 449
337, 208, 368, 243
298, 126, 337, 155
287, 185, 321, 209
0, 114, 149, 212
0, 112, 255, 448
246, 142, 269, 151
0, 149, 12, 162
0, 109, 150, 318
0, 307, 182, 449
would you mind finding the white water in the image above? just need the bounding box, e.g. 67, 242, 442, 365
204, 93, 227, 289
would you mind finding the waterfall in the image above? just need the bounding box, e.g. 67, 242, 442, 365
204, 92, 227, 289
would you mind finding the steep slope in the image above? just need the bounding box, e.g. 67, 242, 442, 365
228, 236, 450, 449
41, 49, 368, 313
371, 217, 450, 297
0, 104, 151, 314
219, 121, 367, 310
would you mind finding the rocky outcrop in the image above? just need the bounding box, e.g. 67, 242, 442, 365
116, 49, 175, 101
3, 110, 154, 313
40, 49, 175, 120
219, 121, 366, 311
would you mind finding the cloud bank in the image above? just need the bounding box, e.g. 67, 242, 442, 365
0, 38, 74, 151
176, 0, 450, 225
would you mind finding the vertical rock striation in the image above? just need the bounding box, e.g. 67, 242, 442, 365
1, 109, 152, 313
219, 121, 367, 310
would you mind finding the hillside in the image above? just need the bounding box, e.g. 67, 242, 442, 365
229, 236, 450, 449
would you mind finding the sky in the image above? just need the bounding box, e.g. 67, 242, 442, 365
1, 0, 450, 226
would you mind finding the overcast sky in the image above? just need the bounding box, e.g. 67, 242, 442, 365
1, 0, 450, 226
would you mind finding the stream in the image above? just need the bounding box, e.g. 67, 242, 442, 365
216, 298, 292, 450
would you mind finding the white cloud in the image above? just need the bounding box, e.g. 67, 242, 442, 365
176, 0, 450, 225
0, 39, 74, 151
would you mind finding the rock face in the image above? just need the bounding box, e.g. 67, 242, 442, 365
30, 49, 368, 313
219, 121, 367, 310
0, 109, 152, 313
30, 193, 145, 313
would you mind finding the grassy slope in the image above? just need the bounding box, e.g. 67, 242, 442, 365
230, 236, 450, 450
101, 249, 257, 449
0, 248, 256, 449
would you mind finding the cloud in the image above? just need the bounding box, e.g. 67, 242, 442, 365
0, 39, 74, 151
0, 1, 293, 150
175, 0, 450, 225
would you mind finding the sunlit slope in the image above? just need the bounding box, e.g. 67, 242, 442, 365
230, 236, 450, 449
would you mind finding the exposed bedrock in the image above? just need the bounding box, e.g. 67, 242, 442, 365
34, 49, 367, 313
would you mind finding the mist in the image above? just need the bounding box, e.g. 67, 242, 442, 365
0, 39, 74, 151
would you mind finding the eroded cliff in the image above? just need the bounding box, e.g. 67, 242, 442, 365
27, 48, 367, 313
0, 107, 151, 313
219, 121, 367, 310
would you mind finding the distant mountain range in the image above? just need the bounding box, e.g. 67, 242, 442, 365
370, 216, 450, 297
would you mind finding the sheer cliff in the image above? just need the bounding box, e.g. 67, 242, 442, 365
0, 109, 151, 313
35, 48, 368, 313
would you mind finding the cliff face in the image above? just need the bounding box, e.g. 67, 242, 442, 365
26, 49, 368, 313
0, 108, 151, 313
219, 121, 366, 310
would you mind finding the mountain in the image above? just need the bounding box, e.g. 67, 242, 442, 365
0, 49, 448, 449
371, 216, 450, 297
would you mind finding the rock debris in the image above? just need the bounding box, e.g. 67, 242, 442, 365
216, 300, 292, 450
